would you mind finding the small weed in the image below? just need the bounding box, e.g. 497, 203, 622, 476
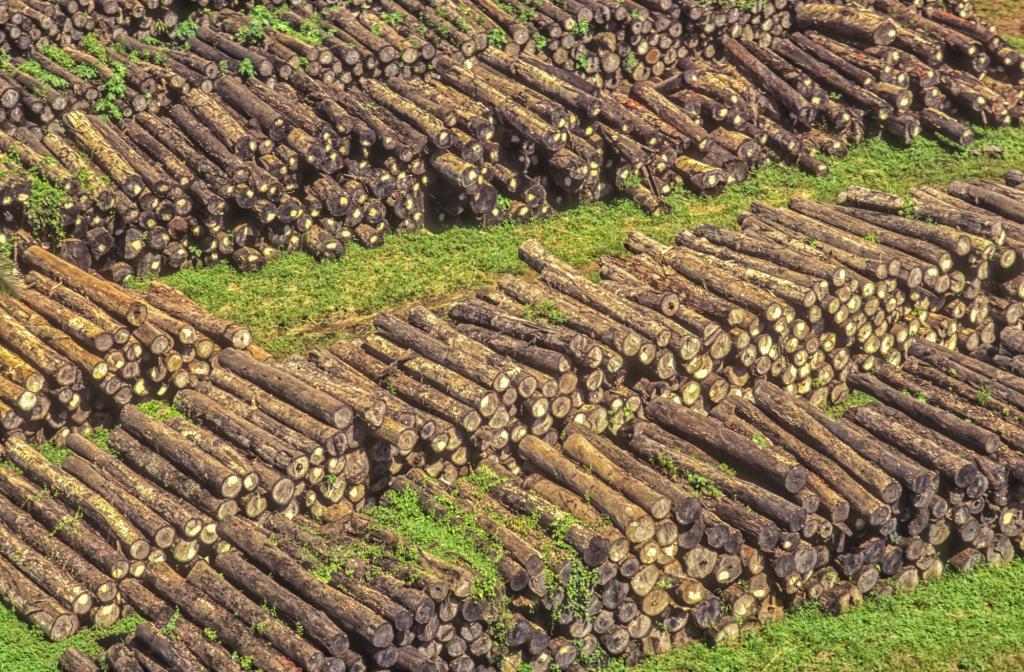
822, 390, 877, 419
686, 473, 723, 498
161, 607, 180, 636
237, 58, 256, 78
976, 387, 992, 406
488, 28, 508, 48
137, 399, 185, 421
571, 19, 590, 38
522, 300, 567, 325
898, 197, 918, 219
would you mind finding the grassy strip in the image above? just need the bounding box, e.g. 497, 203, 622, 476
0, 604, 140, 672
611, 559, 1024, 672
154, 124, 1024, 356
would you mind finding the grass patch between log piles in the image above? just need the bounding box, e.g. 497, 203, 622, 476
367, 485, 505, 601
153, 124, 1024, 356
0, 605, 141, 672
610, 558, 1024, 672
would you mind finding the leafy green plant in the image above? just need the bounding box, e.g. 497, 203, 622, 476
488, 28, 509, 48
161, 607, 181, 636
898, 196, 918, 219
26, 170, 68, 242
368, 486, 504, 600
622, 172, 644, 190
237, 58, 256, 78
81, 33, 109, 63
533, 33, 548, 50
686, 472, 723, 498
236, 5, 331, 46
822, 390, 877, 419
571, 19, 590, 38
19, 60, 69, 89
137, 399, 185, 421
85, 428, 117, 458
50, 510, 83, 536
94, 60, 127, 121
463, 466, 506, 495
173, 19, 199, 40
574, 53, 590, 72
36, 440, 71, 467
650, 451, 680, 480
976, 387, 992, 405
548, 516, 598, 623
381, 11, 405, 26
522, 300, 567, 325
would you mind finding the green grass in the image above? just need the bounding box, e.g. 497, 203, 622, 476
0, 603, 140, 672
156, 124, 1024, 356
822, 390, 879, 420
613, 559, 1024, 672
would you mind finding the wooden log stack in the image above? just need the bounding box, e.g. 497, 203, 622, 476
612, 369, 1022, 623
0, 434, 145, 641
1, 0, 1021, 276
835, 171, 1024, 359
0, 0, 183, 54
0, 245, 249, 441
27, 341, 1024, 669
204, 313, 600, 494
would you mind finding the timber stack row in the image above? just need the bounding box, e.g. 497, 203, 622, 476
2, 166, 1024, 465
0, 245, 252, 441
1, 0, 793, 85
0, 0, 1021, 274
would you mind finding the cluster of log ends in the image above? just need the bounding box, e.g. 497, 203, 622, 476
0, 243, 257, 439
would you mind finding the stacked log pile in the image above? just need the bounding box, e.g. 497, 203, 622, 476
76, 363, 1024, 670
204, 315, 603, 493
0, 245, 249, 441
835, 173, 1024, 357
1, 0, 1021, 275
0, 0, 181, 54
0, 434, 148, 641
23, 337, 1024, 668
608, 372, 1021, 630
11, 107, 1024, 672
2, 167, 1022, 462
